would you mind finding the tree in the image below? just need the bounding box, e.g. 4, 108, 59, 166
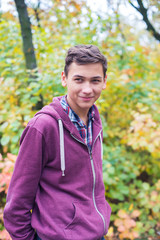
14, 0, 44, 110
14, 0, 37, 69
105, 0, 160, 42
129, 0, 160, 41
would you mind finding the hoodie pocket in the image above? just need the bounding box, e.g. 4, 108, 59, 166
64, 202, 86, 239
64, 201, 104, 240
65, 202, 82, 230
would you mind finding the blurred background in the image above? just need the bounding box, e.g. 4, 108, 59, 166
0, 0, 160, 239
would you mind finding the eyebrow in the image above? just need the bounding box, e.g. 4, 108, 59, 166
72, 75, 103, 79
72, 75, 84, 78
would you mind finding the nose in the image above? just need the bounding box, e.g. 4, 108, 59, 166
82, 83, 92, 94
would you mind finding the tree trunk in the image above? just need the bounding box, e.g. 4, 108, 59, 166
14, 0, 37, 69
14, 0, 43, 109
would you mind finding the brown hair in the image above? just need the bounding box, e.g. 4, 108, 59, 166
64, 45, 107, 78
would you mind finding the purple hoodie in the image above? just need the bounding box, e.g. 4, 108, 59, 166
4, 96, 111, 240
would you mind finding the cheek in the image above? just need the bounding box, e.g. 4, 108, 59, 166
94, 87, 103, 95
68, 85, 78, 95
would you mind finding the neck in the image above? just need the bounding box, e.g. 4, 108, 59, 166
73, 108, 89, 126
66, 96, 89, 126
79, 114, 88, 126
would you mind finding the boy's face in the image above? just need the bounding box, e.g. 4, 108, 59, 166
61, 62, 107, 117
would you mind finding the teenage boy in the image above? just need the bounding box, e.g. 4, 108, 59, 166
4, 45, 111, 240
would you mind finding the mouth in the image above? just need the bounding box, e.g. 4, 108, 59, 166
79, 96, 94, 101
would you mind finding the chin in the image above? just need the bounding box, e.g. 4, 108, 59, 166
80, 103, 93, 109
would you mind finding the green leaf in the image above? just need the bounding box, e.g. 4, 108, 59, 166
1, 135, 10, 146
12, 135, 19, 143
0, 122, 8, 131
142, 183, 150, 191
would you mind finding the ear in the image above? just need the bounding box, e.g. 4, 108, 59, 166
102, 74, 107, 90
61, 71, 67, 87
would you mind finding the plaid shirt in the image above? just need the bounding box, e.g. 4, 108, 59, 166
60, 95, 95, 149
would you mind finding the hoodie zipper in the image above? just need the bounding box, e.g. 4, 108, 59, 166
70, 132, 106, 235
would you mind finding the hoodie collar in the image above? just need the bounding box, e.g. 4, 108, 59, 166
35, 96, 102, 143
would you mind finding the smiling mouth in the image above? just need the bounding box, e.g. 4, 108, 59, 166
79, 96, 94, 101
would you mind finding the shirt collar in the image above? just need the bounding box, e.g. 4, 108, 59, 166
60, 95, 95, 125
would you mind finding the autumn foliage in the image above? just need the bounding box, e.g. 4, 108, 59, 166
0, 0, 160, 239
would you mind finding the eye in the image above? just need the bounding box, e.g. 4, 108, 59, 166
75, 78, 82, 82
92, 79, 101, 83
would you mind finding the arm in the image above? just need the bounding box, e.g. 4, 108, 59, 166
3, 126, 47, 240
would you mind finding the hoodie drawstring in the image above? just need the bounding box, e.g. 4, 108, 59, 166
58, 119, 102, 176
58, 119, 65, 176
99, 133, 103, 161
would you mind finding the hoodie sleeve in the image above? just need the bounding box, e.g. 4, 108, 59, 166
3, 126, 47, 240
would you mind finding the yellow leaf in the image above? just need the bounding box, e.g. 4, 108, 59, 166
129, 203, 133, 211
106, 226, 114, 237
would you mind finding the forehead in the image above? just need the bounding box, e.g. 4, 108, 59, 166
67, 62, 103, 78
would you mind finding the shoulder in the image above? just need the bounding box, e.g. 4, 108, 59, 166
93, 104, 102, 127
20, 113, 59, 148
28, 113, 58, 135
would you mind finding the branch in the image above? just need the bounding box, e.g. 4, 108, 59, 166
34, 0, 41, 28
129, 1, 139, 12
34, 8, 41, 28
129, 0, 160, 41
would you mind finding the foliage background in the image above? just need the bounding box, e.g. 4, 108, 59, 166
0, 0, 160, 239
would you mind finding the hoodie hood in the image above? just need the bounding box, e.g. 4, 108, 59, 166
34, 96, 103, 177
35, 96, 102, 133
35, 96, 67, 176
